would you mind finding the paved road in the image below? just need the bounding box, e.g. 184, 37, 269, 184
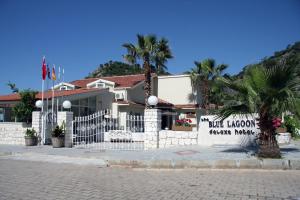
0, 159, 300, 200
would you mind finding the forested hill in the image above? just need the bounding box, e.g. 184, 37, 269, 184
236, 41, 300, 78
86, 60, 171, 78
86, 61, 143, 78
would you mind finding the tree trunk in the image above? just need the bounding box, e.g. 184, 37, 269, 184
257, 112, 281, 158
144, 58, 151, 109
202, 80, 209, 114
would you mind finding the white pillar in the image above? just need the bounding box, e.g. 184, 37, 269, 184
57, 111, 73, 148
32, 111, 42, 145
144, 109, 161, 150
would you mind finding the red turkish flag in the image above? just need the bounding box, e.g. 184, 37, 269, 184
42, 57, 46, 80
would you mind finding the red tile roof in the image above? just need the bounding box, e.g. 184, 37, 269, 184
70, 74, 145, 89
114, 100, 144, 107
114, 98, 174, 107
174, 104, 200, 109
0, 93, 20, 101
0, 74, 146, 102
35, 88, 104, 99
157, 98, 174, 107
70, 78, 99, 88
0, 88, 104, 102
101, 74, 145, 88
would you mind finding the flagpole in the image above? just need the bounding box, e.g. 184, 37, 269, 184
41, 78, 44, 145
41, 56, 46, 145
62, 68, 65, 108
52, 80, 54, 129
51, 64, 55, 129
57, 66, 60, 112
46, 65, 49, 116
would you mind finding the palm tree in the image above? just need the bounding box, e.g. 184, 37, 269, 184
7, 81, 19, 93
123, 34, 173, 108
153, 38, 173, 75
189, 59, 228, 113
217, 61, 300, 158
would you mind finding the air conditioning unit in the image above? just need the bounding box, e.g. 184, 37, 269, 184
115, 93, 124, 100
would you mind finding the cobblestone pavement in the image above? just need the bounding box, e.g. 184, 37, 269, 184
0, 159, 300, 200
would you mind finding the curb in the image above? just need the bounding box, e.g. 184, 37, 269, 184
0, 152, 12, 156
1, 151, 300, 170
107, 159, 300, 170
0, 152, 107, 167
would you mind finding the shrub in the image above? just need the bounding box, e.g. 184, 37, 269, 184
284, 115, 300, 139
52, 121, 65, 137
25, 128, 36, 138
12, 89, 38, 123
175, 118, 192, 127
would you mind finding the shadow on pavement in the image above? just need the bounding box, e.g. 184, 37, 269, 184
220, 146, 258, 153
280, 148, 300, 153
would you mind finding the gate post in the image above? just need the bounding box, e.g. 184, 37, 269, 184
32, 111, 42, 145
57, 111, 73, 148
144, 109, 161, 150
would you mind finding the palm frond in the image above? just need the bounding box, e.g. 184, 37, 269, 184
217, 104, 251, 121
137, 34, 145, 49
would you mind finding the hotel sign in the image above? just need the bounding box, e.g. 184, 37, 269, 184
207, 118, 257, 135
199, 115, 259, 146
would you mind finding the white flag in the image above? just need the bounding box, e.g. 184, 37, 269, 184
62, 68, 65, 82
58, 66, 61, 81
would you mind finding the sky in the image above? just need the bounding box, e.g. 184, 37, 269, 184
0, 0, 299, 94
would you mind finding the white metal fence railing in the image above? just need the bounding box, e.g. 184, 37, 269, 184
72, 109, 144, 150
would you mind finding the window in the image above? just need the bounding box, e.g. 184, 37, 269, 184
0, 108, 4, 122
60, 86, 68, 91
95, 83, 105, 88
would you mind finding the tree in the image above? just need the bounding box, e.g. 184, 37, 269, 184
217, 61, 300, 158
123, 34, 173, 107
12, 89, 38, 123
7, 81, 19, 93
188, 58, 228, 113
153, 38, 173, 75
209, 73, 233, 109
86, 60, 143, 78
236, 41, 300, 79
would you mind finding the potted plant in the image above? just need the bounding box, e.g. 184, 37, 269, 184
273, 117, 287, 133
273, 117, 291, 144
24, 128, 38, 146
51, 123, 65, 148
172, 118, 193, 131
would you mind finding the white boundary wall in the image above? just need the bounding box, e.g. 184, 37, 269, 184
0, 122, 31, 145
156, 114, 259, 148
159, 130, 198, 148
104, 131, 144, 142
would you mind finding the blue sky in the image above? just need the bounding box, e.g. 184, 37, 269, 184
0, 0, 299, 94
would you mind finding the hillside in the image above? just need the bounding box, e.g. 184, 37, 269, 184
236, 41, 300, 78
86, 61, 143, 78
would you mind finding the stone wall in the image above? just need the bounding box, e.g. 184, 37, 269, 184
144, 109, 161, 149
0, 122, 31, 145
32, 111, 42, 143
57, 111, 73, 148
159, 130, 198, 148
105, 131, 144, 142
145, 112, 259, 149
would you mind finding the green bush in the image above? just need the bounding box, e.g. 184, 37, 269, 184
52, 121, 65, 138
284, 115, 300, 139
25, 128, 36, 138
13, 89, 38, 123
